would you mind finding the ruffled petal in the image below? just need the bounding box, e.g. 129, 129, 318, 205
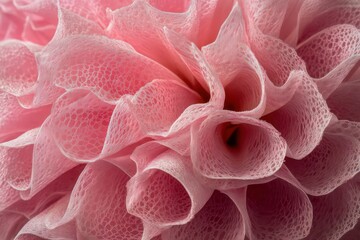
202, 4, 266, 116
245, 179, 313, 240
16, 194, 78, 239
160, 28, 225, 134
286, 120, 360, 195
72, 161, 144, 240
0, 40, 39, 96
327, 79, 360, 122
161, 191, 245, 240
7, 165, 83, 218
18, 118, 78, 198
242, 0, 291, 38
49, 90, 114, 161
128, 147, 212, 226
247, 25, 306, 86
297, 24, 360, 98
130, 79, 201, 135
18, 161, 144, 240
191, 110, 286, 188
0, 91, 50, 141
0, 128, 37, 192
0, 212, 27, 240
58, 0, 133, 28
0, 0, 25, 40
52, 7, 104, 39
304, 179, 360, 240
10, 0, 57, 44
298, 0, 360, 42
263, 73, 331, 159
107, 0, 232, 70
39, 34, 179, 102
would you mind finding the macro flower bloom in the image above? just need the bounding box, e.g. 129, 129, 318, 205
0, 0, 360, 239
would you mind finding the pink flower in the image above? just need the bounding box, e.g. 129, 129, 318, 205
0, 0, 359, 239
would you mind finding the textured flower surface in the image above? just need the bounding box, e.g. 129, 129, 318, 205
0, 0, 360, 239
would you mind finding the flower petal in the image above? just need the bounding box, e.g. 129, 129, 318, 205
304, 179, 360, 240
242, 0, 290, 38
327, 79, 360, 122
130, 79, 201, 135
202, 4, 266, 116
0, 40, 39, 96
40, 35, 179, 102
128, 148, 212, 226
297, 24, 360, 98
0, 91, 51, 142
18, 161, 144, 240
246, 179, 313, 240
49, 90, 114, 161
286, 120, 360, 195
191, 110, 286, 187
248, 26, 306, 86
161, 191, 245, 240
298, 0, 360, 42
263, 73, 331, 159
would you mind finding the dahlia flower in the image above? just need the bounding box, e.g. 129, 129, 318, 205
0, 0, 359, 239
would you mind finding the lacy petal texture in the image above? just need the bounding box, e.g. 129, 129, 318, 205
0, 0, 359, 239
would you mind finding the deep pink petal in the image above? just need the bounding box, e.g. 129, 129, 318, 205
298, 0, 360, 42
286, 120, 360, 195
340, 220, 360, 240
247, 25, 306, 86
297, 25, 360, 81
263, 73, 331, 159
0, 212, 27, 240
161, 191, 245, 240
246, 179, 313, 240
327, 79, 360, 122
304, 179, 360, 240
191, 110, 286, 188
202, 4, 266, 116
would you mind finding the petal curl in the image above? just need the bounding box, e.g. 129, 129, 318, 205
297, 24, 360, 98
161, 191, 245, 240
286, 120, 360, 195
18, 161, 144, 240
263, 73, 331, 159
245, 179, 313, 240
304, 179, 360, 240
298, 0, 360, 42
39, 35, 179, 102
0, 40, 39, 96
202, 4, 266, 116
327, 79, 360, 122
191, 110, 286, 188
128, 147, 212, 227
